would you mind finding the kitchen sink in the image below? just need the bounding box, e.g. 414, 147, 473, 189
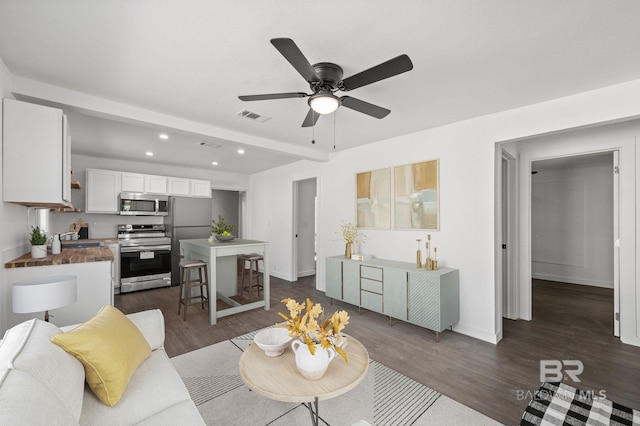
61, 241, 104, 248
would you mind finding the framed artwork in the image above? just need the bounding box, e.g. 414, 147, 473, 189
356, 168, 391, 229
393, 159, 439, 230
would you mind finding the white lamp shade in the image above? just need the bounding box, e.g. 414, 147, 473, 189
12, 275, 77, 314
309, 94, 340, 114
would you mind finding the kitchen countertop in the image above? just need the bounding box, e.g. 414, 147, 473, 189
4, 239, 116, 269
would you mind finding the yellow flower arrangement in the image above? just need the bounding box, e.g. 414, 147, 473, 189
337, 222, 366, 244
278, 298, 350, 363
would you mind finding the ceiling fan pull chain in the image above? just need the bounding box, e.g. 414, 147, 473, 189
333, 111, 336, 150
311, 111, 316, 144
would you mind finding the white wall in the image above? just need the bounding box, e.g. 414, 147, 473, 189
249, 79, 640, 345
0, 56, 31, 333
248, 160, 321, 280
531, 160, 613, 287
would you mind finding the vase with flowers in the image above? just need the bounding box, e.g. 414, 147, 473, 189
278, 298, 349, 380
337, 222, 366, 259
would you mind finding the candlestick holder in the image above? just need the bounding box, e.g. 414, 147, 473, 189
433, 247, 439, 270
415, 239, 422, 268
425, 234, 433, 270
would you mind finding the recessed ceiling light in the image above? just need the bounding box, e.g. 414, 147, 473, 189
211, 161, 219, 166
237, 148, 245, 154
146, 151, 154, 156
159, 133, 169, 140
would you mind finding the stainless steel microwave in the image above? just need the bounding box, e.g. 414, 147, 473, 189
119, 193, 169, 216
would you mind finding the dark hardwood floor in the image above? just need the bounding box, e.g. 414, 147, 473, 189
115, 277, 640, 425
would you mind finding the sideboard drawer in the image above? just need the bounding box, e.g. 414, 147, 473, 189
361, 291, 383, 313
361, 265, 383, 281
361, 278, 383, 294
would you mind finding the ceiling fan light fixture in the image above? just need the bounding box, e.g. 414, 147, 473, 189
309, 92, 340, 115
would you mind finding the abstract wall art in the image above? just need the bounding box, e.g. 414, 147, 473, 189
393, 159, 439, 230
356, 168, 391, 229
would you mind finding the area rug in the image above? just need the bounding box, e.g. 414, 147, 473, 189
520, 382, 640, 426
171, 327, 501, 425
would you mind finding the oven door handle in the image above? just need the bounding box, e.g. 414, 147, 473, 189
121, 245, 171, 253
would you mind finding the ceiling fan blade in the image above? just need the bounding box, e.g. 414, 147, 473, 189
340, 96, 390, 119
340, 54, 413, 91
271, 38, 320, 83
239, 92, 308, 101
301, 108, 320, 127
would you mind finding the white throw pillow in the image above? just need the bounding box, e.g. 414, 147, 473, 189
0, 319, 85, 421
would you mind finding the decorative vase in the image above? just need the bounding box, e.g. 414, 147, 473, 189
291, 340, 336, 380
31, 244, 47, 259
345, 242, 353, 259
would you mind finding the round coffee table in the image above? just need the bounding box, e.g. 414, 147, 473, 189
239, 334, 369, 425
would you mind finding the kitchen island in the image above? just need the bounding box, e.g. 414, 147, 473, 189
3, 245, 114, 333
179, 238, 269, 325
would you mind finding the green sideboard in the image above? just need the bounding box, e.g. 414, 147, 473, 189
326, 255, 459, 341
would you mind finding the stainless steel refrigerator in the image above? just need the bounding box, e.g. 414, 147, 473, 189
164, 197, 213, 285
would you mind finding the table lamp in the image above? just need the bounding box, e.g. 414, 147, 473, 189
12, 275, 78, 322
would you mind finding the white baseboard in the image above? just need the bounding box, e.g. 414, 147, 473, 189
268, 270, 293, 282
532, 273, 613, 289
453, 323, 500, 344
296, 269, 316, 278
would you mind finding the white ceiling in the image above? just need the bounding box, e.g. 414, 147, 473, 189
1, 1, 640, 174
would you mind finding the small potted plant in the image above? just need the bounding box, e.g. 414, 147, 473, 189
29, 226, 48, 258
211, 215, 237, 241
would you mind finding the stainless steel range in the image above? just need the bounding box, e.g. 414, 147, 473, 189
118, 224, 172, 293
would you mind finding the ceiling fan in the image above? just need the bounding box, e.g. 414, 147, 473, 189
239, 38, 414, 127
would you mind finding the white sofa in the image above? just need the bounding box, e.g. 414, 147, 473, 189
0, 309, 205, 425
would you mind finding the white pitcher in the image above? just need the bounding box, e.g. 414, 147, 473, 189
291, 340, 336, 380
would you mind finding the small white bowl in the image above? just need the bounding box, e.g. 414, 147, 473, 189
254, 327, 292, 357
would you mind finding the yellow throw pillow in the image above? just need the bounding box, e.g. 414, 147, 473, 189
51, 305, 151, 406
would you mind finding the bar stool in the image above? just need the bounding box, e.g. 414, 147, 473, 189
178, 259, 209, 320
239, 253, 264, 300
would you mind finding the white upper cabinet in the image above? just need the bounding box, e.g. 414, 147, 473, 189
121, 172, 145, 193
144, 174, 168, 194
168, 177, 190, 196
190, 179, 212, 198
86, 168, 211, 213
86, 169, 121, 213
3, 99, 71, 206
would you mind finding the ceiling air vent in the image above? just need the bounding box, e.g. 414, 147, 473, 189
199, 141, 222, 149
236, 109, 271, 123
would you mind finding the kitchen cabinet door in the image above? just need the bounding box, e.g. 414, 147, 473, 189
190, 179, 212, 198
3, 99, 71, 206
86, 169, 121, 213
145, 174, 168, 194
168, 177, 190, 196
121, 172, 144, 193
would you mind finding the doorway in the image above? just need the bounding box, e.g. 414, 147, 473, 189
292, 178, 317, 279
530, 152, 618, 335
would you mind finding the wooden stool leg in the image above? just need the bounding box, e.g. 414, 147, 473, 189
178, 266, 185, 315
254, 259, 262, 297
184, 268, 190, 321
248, 260, 254, 300
198, 267, 205, 310
203, 266, 209, 306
